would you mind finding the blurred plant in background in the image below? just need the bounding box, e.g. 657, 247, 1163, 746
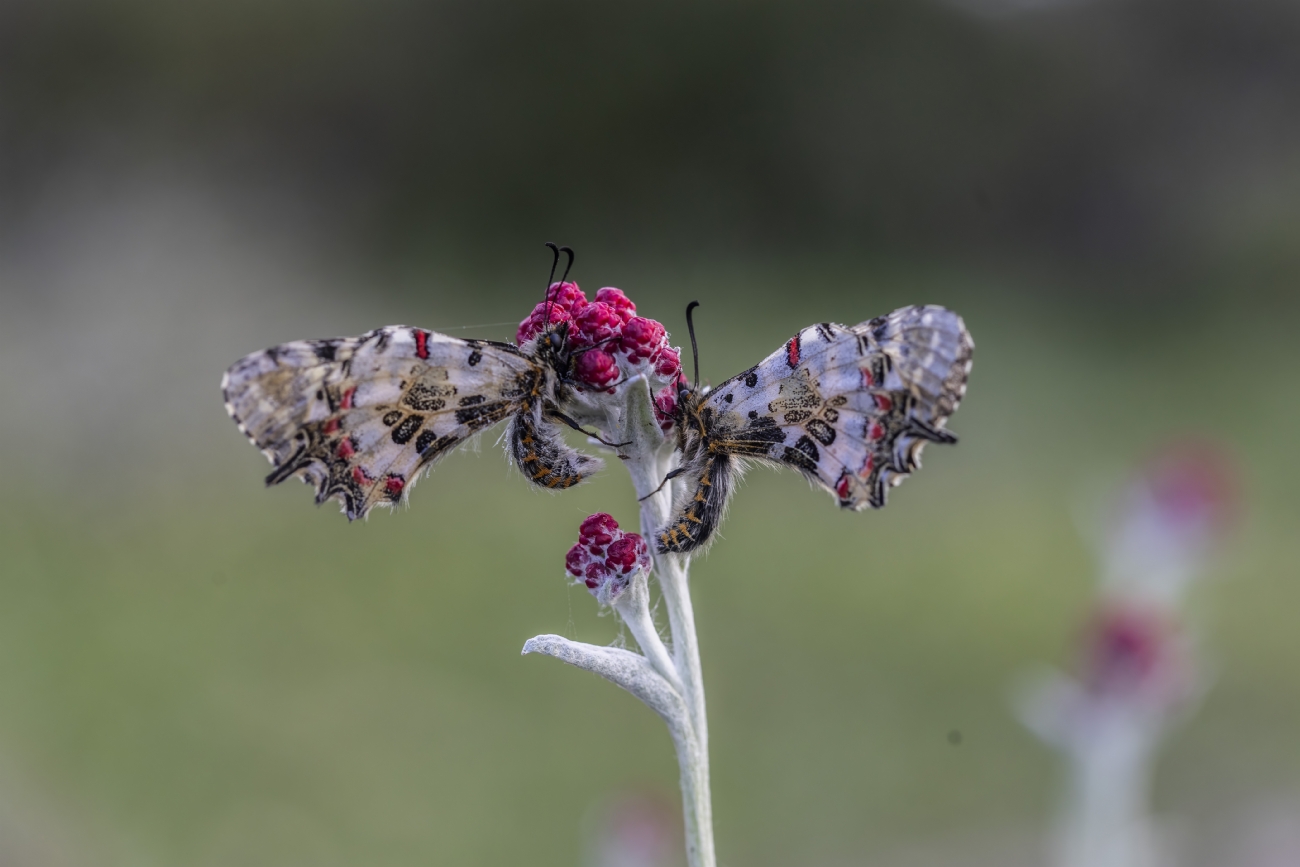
582, 789, 683, 867
1017, 444, 1239, 867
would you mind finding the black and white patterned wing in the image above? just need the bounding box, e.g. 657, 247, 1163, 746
704, 305, 973, 509
223, 327, 542, 519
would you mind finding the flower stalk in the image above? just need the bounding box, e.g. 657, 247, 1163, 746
518, 283, 715, 867
1016, 444, 1237, 867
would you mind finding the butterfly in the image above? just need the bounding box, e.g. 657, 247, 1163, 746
221, 245, 610, 519
655, 304, 974, 554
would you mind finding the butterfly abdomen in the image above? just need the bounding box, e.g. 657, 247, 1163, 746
508, 407, 602, 490
656, 453, 732, 554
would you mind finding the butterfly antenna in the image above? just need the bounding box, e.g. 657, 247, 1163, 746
685, 300, 701, 388
558, 245, 575, 285
543, 242, 562, 331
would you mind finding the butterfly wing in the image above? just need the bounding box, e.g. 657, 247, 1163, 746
704, 305, 973, 509
222, 327, 542, 519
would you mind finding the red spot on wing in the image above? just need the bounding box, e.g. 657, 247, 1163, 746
336, 437, 356, 459
385, 475, 405, 495
873, 393, 892, 411
859, 454, 874, 478
414, 329, 430, 359
323, 418, 340, 434
340, 387, 356, 410
352, 466, 372, 485
786, 336, 801, 368
868, 421, 884, 441
860, 368, 875, 388
836, 474, 851, 501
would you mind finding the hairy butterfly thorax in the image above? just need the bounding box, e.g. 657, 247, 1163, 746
654, 303, 975, 554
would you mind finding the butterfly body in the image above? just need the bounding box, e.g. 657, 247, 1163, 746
656, 305, 973, 554
222, 324, 601, 519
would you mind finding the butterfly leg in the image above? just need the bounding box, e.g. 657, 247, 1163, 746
509, 408, 604, 490
546, 409, 633, 450
637, 467, 687, 502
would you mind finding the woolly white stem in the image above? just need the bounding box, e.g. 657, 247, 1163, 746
527, 373, 716, 867
614, 575, 683, 697
626, 452, 714, 867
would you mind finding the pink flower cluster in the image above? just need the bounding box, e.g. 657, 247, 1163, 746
517, 282, 682, 391
565, 513, 650, 604
1083, 606, 1166, 696
653, 374, 688, 433
1079, 605, 1193, 706
1141, 443, 1239, 539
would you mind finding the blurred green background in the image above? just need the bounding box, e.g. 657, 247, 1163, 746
1, 1, 1298, 864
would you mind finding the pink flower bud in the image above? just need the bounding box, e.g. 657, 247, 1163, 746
584, 561, 613, 589
652, 345, 682, 380
594, 287, 637, 323
579, 512, 620, 553
516, 302, 573, 345
607, 534, 650, 575
574, 349, 620, 389
572, 302, 624, 348
565, 543, 587, 576
653, 382, 680, 433
545, 280, 588, 313
619, 316, 667, 364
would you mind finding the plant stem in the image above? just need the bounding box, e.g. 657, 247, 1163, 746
630, 454, 715, 867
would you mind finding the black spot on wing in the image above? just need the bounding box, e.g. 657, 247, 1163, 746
418, 432, 461, 461
382, 410, 402, 426
806, 418, 836, 445
392, 415, 424, 444
870, 316, 890, 342
815, 323, 834, 342
744, 369, 758, 388
312, 340, 338, 361
905, 416, 959, 444
404, 381, 454, 411
467, 350, 482, 366
722, 415, 786, 457
782, 435, 820, 473
455, 401, 512, 431
748, 410, 759, 420
458, 394, 485, 407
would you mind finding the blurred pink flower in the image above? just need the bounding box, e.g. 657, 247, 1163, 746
1080, 604, 1191, 705
585, 790, 680, 867
1101, 440, 1241, 602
